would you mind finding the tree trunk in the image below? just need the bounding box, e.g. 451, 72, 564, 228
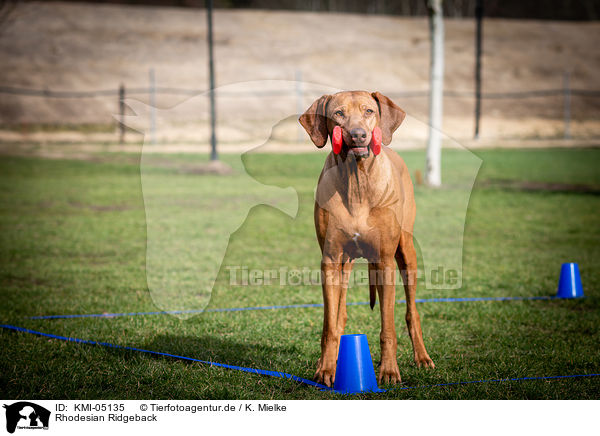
426, 0, 444, 187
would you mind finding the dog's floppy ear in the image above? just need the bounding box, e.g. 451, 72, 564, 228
371, 92, 406, 146
299, 94, 332, 148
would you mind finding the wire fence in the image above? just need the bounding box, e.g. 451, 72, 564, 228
2, 81, 600, 143
3, 84, 600, 99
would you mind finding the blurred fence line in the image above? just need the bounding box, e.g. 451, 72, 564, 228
3, 85, 600, 99
1, 82, 600, 143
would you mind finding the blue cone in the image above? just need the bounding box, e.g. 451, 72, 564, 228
557, 262, 584, 298
334, 334, 383, 394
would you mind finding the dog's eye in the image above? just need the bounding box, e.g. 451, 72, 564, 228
334, 110, 344, 118
365, 109, 374, 115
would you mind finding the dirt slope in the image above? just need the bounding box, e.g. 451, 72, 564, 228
0, 2, 599, 144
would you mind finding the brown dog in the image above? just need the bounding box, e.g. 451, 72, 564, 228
299, 91, 434, 387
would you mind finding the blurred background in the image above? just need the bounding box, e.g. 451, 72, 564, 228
1, 0, 599, 152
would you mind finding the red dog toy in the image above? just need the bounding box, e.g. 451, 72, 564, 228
332, 125, 343, 155
331, 125, 382, 156
370, 126, 382, 156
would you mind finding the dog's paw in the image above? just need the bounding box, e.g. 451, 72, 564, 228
414, 353, 435, 369
378, 359, 402, 384
314, 359, 336, 387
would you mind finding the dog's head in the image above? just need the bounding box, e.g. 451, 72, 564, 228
299, 91, 405, 159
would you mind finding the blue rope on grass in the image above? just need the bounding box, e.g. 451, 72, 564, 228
2, 323, 597, 395
0, 324, 331, 391
27, 295, 559, 320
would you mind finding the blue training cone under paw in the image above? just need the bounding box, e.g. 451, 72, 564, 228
334, 334, 383, 394
557, 262, 584, 298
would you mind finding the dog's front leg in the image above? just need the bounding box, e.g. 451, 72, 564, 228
375, 257, 402, 384
336, 258, 354, 337
314, 259, 343, 387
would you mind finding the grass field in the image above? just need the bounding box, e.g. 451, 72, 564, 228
1, 147, 599, 399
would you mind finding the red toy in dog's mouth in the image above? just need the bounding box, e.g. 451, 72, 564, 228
332, 126, 382, 156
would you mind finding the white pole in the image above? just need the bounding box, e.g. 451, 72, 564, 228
426, 0, 444, 187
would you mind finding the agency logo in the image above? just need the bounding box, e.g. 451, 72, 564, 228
3, 402, 50, 434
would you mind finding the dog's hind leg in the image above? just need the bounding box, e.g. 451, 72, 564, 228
368, 263, 377, 310
396, 231, 435, 369
374, 256, 402, 384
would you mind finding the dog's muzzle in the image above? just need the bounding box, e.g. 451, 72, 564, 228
332, 126, 382, 156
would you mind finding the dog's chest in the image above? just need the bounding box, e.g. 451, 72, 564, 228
328, 206, 391, 259
316, 157, 402, 258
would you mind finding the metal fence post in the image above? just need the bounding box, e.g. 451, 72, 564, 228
474, 0, 483, 139
563, 70, 571, 140
295, 69, 304, 143
149, 68, 157, 145
207, 0, 218, 160
118, 84, 125, 144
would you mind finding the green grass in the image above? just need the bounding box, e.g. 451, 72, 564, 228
1, 147, 599, 399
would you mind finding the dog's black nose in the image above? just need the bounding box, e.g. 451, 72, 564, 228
350, 128, 367, 144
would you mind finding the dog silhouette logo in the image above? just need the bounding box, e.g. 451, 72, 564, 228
3, 402, 50, 433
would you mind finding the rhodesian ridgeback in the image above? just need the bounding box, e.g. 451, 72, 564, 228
299, 91, 434, 386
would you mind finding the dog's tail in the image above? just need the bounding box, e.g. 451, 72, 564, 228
368, 263, 377, 310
